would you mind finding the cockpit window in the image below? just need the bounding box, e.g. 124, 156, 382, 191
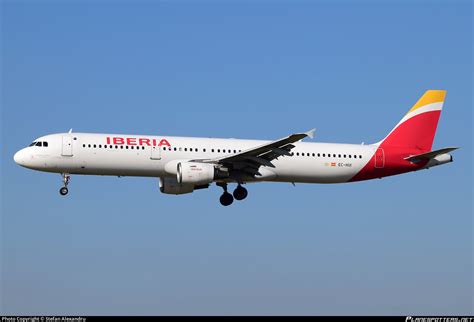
43, 141, 48, 147
29, 142, 36, 147
35, 142, 42, 147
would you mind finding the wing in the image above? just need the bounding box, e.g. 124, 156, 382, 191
191, 129, 315, 180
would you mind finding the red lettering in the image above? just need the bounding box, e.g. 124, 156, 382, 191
138, 138, 151, 146
158, 139, 171, 147
113, 137, 125, 145
107, 136, 170, 147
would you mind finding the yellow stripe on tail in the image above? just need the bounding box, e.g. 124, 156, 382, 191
406, 90, 446, 115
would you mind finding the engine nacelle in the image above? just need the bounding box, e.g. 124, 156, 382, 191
424, 153, 453, 168
177, 162, 220, 185
159, 177, 195, 195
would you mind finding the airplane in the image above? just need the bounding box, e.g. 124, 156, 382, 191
14, 90, 458, 206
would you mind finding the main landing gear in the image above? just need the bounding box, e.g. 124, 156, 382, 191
217, 183, 248, 206
59, 173, 70, 196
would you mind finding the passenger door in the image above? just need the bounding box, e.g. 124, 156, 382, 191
375, 148, 385, 168
61, 135, 73, 156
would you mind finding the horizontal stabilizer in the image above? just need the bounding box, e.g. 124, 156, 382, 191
405, 147, 459, 163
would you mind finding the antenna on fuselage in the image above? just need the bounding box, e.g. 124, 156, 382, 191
68, 128, 73, 134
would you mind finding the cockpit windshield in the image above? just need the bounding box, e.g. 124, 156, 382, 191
29, 141, 48, 147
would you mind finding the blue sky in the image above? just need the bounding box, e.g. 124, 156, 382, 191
1, 1, 472, 315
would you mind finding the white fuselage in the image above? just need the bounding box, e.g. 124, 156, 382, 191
14, 132, 375, 184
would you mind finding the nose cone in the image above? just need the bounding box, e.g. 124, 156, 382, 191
14, 149, 27, 166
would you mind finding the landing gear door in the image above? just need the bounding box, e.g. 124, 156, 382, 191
62, 135, 73, 156
151, 146, 161, 160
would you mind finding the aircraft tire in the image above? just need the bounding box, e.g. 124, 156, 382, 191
219, 192, 234, 206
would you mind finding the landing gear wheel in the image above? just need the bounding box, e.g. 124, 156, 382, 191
59, 173, 70, 196
219, 192, 234, 206
233, 185, 248, 201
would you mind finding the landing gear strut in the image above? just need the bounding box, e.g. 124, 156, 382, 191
217, 183, 233, 206
59, 173, 70, 196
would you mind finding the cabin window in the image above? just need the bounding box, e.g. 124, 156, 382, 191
338, 154, 341, 158
360, 155, 362, 158
94, 145, 97, 148
83, 144, 86, 148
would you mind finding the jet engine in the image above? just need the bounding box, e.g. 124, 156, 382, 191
159, 177, 195, 195
177, 162, 228, 185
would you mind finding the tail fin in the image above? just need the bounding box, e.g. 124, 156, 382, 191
377, 90, 446, 152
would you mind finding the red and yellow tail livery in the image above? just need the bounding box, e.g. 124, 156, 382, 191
351, 90, 456, 182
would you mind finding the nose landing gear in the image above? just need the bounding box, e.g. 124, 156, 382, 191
59, 173, 70, 196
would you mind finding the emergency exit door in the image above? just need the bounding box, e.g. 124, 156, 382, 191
150, 146, 161, 160
61, 136, 73, 156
